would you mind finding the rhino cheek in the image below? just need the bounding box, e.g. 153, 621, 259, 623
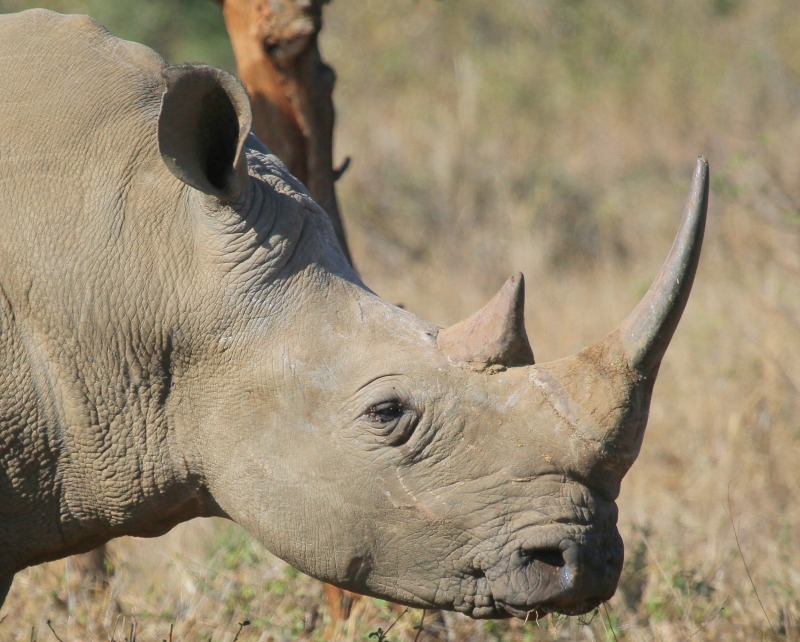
192, 401, 379, 584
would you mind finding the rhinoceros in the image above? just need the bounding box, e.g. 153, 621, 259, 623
0, 9, 708, 619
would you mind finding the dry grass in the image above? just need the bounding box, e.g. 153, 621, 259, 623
2, 0, 800, 640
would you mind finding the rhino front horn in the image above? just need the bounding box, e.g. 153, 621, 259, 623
438, 273, 535, 369
619, 157, 709, 375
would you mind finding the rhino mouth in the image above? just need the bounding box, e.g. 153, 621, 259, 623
465, 534, 622, 620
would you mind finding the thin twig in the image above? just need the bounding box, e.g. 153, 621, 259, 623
602, 603, 619, 642
689, 597, 729, 638
109, 613, 123, 642
231, 620, 251, 642
726, 483, 777, 637
413, 609, 426, 642
636, 522, 685, 607
46, 620, 65, 642
370, 606, 411, 639
383, 607, 410, 637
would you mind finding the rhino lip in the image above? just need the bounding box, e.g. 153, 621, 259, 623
495, 596, 603, 620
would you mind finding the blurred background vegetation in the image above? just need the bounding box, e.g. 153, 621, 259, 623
1, 0, 799, 640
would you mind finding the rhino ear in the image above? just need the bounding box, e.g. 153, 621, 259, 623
158, 65, 252, 201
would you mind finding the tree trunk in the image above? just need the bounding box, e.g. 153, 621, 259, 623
219, 0, 352, 264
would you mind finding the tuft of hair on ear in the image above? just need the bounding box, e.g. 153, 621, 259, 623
158, 64, 252, 200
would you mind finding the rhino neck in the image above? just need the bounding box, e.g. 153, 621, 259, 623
193, 145, 332, 292
0, 295, 219, 577
188, 144, 356, 335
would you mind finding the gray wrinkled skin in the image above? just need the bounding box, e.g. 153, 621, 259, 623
0, 10, 707, 619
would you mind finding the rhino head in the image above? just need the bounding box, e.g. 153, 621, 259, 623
156, 71, 707, 618
0, 11, 707, 620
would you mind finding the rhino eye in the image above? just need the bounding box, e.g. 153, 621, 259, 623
362, 400, 417, 446
367, 400, 406, 423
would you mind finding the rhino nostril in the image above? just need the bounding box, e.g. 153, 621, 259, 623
521, 547, 565, 571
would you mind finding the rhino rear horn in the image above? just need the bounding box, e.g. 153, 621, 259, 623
158, 65, 252, 201
438, 273, 535, 369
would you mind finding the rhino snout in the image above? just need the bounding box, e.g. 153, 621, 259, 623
482, 533, 623, 619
